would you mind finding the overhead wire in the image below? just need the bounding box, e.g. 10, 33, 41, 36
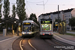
26, 1, 43, 3
26, 1, 34, 14
26, 6, 31, 13
44, 0, 48, 5
25, 5, 32, 17
26, 1, 34, 12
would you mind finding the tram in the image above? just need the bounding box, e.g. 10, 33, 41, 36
39, 19, 53, 38
22, 20, 38, 37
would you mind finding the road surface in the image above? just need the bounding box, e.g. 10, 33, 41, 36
12, 35, 75, 50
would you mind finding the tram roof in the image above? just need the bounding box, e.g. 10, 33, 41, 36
23, 20, 38, 26
23, 20, 34, 23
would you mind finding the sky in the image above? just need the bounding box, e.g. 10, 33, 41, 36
1, 0, 75, 19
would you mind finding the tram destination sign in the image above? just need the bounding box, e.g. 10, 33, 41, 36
41, 19, 52, 24
23, 23, 31, 25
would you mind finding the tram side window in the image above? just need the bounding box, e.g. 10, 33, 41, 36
32, 27, 34, 32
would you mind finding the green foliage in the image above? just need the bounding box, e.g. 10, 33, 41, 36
3, 0, 10, 18
29, 13, 37, 22
0, 4, 2, 19
0, 0, 2, 19
29, 13, 40, 26
12, 5, 16, 18
55, 19, 61, 22
53, 19, 61, 28
0, 3, 2, 9
69, 17, 75, 27
16, 0, 26, 21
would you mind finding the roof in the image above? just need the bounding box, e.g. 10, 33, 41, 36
62, 8, 73, 13
23, 20, 39, 26
1, 17, 18, 23
39, 8, 74, 17
41, 13, 52, 16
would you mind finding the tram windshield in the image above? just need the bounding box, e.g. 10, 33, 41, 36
41, 19, 52, 31
41, 24, 51, 31
23, 25, 31, 32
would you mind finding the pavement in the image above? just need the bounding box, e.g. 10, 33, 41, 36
67, 31, 75, 34
0, 33, 20, 50
53, 32, 75, 46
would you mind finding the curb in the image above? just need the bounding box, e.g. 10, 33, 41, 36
54, 33, 75, 42
0, 36, 20, 50
0, 36, 18, 42
53, 34, 75, 46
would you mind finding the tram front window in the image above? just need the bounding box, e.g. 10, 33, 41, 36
23, 25, 31, 32
42, 24, 51, 31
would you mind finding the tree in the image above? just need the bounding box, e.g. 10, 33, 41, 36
12, 5, 16, 18
3, 0, 10, 19
29, 13, 37, 22
69, 17, 75, 27
55, 19, 61, 22
0, 0, 2, 19
16, 0, 26, 21
54, 19, 61, 27
29, 13, 40, 26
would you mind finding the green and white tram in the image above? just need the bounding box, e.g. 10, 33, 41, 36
40, 19, 53, 38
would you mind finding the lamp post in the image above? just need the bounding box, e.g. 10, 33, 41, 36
58, 5, 60, 33
58, 5, 59, 23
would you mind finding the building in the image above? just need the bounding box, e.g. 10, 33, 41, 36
38, 8, 74, 30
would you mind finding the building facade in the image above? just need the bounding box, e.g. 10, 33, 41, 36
38, 8, 74, 30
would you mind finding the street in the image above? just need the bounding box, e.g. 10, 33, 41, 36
12, 35, 75, 50
1, 0, 75, 50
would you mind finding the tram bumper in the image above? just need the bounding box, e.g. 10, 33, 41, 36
40, 34, 53, 38
22, 32, 34, 37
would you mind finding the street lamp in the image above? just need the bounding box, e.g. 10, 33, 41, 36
14, 21, 16, 23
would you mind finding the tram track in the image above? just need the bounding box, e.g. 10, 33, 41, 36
12, 37, 22, 50
19, 39, 23, 50
12, 36, 75, 50
28, 39, 37, 50
19, 38, 37, 50
43, 38, 75, 50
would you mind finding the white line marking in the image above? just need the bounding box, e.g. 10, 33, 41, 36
0, 36, 17, 42
28, 39, 37, 50
19, 40, 23, 50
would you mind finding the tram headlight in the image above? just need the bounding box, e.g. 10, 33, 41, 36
29, 33, 32, 34
29, 32, 33, 34
22, 32, 25, 34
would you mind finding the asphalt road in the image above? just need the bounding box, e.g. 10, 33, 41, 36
12, 36, 75, 50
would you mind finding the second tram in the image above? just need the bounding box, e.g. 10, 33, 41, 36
39, 19, 53, 38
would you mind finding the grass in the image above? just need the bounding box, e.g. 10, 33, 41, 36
65, 33, 75, 36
